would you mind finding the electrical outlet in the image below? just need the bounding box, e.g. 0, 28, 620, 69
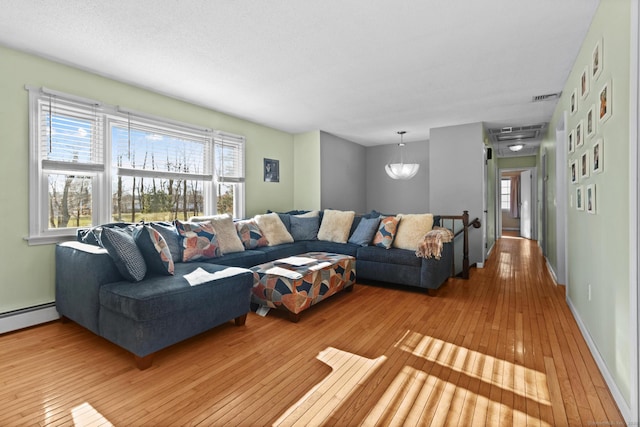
588, 284, 592, 301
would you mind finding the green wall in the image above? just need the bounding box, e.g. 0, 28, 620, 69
539, 0, 632, 406
497, 156, 537, 169
0, 45, 294, 314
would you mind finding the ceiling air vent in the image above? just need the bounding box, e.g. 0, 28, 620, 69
532, 92, 561, 102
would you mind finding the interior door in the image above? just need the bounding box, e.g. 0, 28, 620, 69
520, 170, 532, 239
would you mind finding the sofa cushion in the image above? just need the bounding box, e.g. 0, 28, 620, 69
372, 216, 400, 249
393, 213, 434, 251
257, 242, 308, 262
317, 209, 355, 243
348, 216, 381, 246
150, 221, 182, 263
356, 245, 422, 267
305, 240, 359, 257
100, 227, 147, 282
235, 219, 269, 249
133, 225, 175, 276
202, 249, 267, 268
191, 214, 245, 254
255, 213, 294, 246
175, 220, 221, 262
99, 263, 253, 321
290, 215, 320, 241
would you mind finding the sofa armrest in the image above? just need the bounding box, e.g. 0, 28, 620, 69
420, 241, 453, 290
55, 241, 122, 334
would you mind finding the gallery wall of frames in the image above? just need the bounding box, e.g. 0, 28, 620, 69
567, 36, 610, 215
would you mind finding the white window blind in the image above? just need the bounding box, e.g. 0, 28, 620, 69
39, 92, 104, 172
215, 132, 245, 183
112, 114, 213, 181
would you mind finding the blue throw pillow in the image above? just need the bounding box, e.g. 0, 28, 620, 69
290, 215, 320, 241
348, 216, 381, 246
100, 227, 147, 282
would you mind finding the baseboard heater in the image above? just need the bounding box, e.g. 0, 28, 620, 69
0, 302, 59, 335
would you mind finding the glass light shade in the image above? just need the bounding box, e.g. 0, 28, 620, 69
385, 162, 420, 180
509, 143, 524, 152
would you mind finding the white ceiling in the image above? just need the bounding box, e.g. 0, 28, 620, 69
0, 1, 599, 147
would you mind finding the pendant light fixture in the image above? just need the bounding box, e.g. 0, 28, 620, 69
385, 131, 420, 180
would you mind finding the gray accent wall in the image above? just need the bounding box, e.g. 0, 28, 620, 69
319, 131, 367, 212
365, 140, 429, 214
429, 122, 485, 267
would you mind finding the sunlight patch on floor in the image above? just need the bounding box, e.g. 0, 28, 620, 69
272, 347, 386, 427
360, 365, 548, 427
394, 330, 550, 406
71, 402, 113, 426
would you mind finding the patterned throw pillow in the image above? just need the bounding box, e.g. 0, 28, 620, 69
190, 214, 245, 254
235, 219, 269, 249
373, 216, 400, 249
150, 221, 182, 263
175, 220, 221, 262
100, 227, 147, 282
133, 225, 175, 276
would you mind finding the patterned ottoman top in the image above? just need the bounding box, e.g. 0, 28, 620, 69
251, 252, 354, 279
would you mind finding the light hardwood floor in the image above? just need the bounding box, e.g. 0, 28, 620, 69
0, 237, 625, 426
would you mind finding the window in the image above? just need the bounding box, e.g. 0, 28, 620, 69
500, 178, 511, 210
214, 132, 245, 219
27, 87, 245, 244
110, 113, 214, 223
28, 87, 106, 244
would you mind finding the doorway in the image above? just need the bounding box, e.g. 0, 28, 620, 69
498, 168, 536, 239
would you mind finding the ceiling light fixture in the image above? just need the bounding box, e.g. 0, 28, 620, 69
385, 131, 420, 180
509, 143, 524, 152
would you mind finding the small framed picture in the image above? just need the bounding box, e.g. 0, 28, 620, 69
576, 186, 584, 211
263, 158, 280, 182
576, 120, 584, 148
581, 151, 590, 179
592, 138, 603, 174
580, 66, 590, 99
586, 184, 596, 214
592, 38, 603, 81
570, 159, 578, 184
568, 129, 575, 154
598, 80, 612, 123
586, 105, 596, 138
570, 88, 578, 115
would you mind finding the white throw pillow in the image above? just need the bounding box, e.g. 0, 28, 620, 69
190, 214, 245, 254
317, 209, 356, 243
254, 213, 294, 246
392, 213, 435, 251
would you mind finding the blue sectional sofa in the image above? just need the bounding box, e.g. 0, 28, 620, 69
55, 209, 455, 369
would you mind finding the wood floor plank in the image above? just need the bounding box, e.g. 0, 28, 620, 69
0, 237, 625, 426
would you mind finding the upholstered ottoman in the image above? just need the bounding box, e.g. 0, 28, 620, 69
250, 252, 356, 322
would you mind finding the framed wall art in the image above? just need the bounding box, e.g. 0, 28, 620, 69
592, 138, 603, 174
568, 129, 575, 154
570, 88, 577, 115
576, 186, 584, 211
580, 151, 590, 179
263, 158, 280, 182
570, 159, 578, 184
598, 80, 612, 123
586, 184, 596, 214
580, 66, 590, 99
586, 105, 596, 138
576, 120, 584, 148
592, 38, 603, 81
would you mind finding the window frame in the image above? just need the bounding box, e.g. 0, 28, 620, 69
26, 87, 245, 245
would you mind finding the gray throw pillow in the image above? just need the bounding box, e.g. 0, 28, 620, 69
101, 227, 147, 282
290, 215, 320, 241
348, 216, 381, 246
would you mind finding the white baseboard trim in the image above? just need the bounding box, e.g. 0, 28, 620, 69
566, 296, 632, 423
545, 258, 559, 285
0, 303, 59, 335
